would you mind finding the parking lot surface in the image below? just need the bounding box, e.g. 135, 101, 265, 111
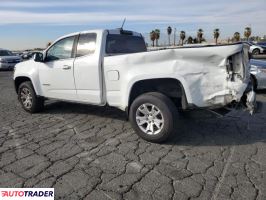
0, 71, 266, 200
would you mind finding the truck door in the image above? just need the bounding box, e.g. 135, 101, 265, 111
73, 32, 103, 104
38, 35, 77, 101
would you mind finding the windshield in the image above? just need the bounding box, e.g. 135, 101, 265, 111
106, 34, 147, 54
0, 50, 13, 56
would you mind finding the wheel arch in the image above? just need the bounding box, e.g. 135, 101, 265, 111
126, 77, 190, 115
14, 76, 38, 94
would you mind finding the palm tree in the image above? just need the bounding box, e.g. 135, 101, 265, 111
187, 36, 193, 44
150, 31, 156, 47
213, 28, 220, 45
244, 27, 251, 41
154, 29, 160, 47
167, 26, 172, 46
197, 28, 203, 43
233, 32, 240, 42
180, 31, 186, 46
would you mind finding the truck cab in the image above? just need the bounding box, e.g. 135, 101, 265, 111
15, 29, 145, 104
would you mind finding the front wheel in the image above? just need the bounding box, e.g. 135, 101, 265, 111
18, 81, 44, 113
129, 92, 178, 143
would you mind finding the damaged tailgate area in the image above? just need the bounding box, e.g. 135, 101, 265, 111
222, 44, 258, 114
178, 43, 255, 112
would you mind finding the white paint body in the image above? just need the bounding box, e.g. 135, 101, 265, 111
14, 29, 251, 111
249, 44, 265, 54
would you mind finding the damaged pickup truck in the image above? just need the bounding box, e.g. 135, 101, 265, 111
14, 29, 256, 142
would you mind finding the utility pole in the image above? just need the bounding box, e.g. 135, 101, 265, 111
173, 28, 176, 46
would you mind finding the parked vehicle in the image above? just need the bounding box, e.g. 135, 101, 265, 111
14, 29, 256, 142
257, 42, 266, 47
250, 59, 266, 90
247, 42, 266, 55
0, 49, 22, 70
21, 51, 41, 60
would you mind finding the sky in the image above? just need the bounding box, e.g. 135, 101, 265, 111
0, 0, 265, 50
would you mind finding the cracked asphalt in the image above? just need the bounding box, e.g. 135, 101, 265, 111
0, 71, 266, 200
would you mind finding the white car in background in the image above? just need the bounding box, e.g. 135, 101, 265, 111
250, 59, 266, 90
247, 42, 266, 55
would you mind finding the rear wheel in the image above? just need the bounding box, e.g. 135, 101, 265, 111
18, 81, 44, 113
129, 92, 178, 143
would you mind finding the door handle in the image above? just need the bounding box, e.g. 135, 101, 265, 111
63, 65, 71, 70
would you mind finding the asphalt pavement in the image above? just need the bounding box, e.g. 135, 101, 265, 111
0, 71, 266, 200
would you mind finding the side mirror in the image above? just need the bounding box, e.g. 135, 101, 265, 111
34, 52, 43, 62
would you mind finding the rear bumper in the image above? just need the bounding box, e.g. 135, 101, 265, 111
209, 82, 260, 116
239, 81, 259, 114
244, 90, 256, 114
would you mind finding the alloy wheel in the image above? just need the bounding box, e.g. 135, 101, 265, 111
136, 103, 164, 135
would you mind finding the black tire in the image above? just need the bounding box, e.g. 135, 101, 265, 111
18, 81, 44, 113
129, 92, 178, 143
252, 49, 260, 55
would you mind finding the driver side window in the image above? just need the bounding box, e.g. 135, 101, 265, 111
46, 36, 75, 62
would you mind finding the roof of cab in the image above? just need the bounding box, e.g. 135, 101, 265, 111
49, 29, 143, 49
107, 29, 142, 37
60, 29, 142, 39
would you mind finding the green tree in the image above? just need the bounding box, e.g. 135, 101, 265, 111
150, 30, 156, 47
155, 29, 160, 47
197, 28, 204, 43
180, 31, 186, 46
213, 28, 220, 45
167, 26, 172, 46
244, 27, 251, 41
233, 32, 240, 42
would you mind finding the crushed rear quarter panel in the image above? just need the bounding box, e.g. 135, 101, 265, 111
104, 44, 249, 110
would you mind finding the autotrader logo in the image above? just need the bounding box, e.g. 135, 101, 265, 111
0, 188, 54, 199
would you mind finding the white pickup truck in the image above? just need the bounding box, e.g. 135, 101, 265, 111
14, 28, 256, 142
